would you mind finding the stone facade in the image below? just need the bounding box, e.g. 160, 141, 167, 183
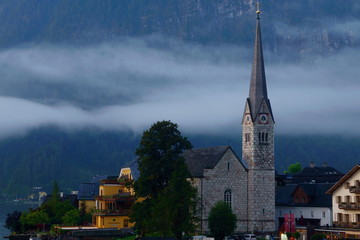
242, 101, 275, 233
203, 149, 247, 232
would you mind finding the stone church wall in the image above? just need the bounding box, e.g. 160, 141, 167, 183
200, 149, 248, 233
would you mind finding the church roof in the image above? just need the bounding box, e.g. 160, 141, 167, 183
183, 145, 242, 178
248, 13, 274, 121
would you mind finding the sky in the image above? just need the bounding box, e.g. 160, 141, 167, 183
0, 22, 359, 138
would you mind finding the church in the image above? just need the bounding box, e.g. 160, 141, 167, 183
183, 9, 275, 233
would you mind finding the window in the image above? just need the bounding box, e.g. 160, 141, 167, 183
227, 162, 230, 170
258, 132, 268, 143
322, 212, 326, 218
224, 189, 232, 208
124, 219, 129, 228
336, 196, 341, 203
311, 211, 314, 217
245, 133, 251, 142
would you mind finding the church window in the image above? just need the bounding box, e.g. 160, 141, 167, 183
262, 132, 265, 142
258, 132, 261, 142
245, 133, 250, 142
227, 162, 230, 170
224, 189, 232, 208
265, 133, 268, 142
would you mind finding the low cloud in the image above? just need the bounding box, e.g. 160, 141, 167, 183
0, 38, 359, 137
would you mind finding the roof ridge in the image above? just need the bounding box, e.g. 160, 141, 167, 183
185, 145, 230, 151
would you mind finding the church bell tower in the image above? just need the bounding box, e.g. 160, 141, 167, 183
242, 5, 275, 233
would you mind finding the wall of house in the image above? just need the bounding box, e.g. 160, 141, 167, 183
275, 206, 332, 229
201, 149, 248, 233
95, 215, 134, 229
99, 184, 122, 196
332, 170, 360, 225
79, 200, 96, 213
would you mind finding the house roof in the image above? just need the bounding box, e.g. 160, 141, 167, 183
183, 145, 244, 178
276, 183, 333, 208
295, 166, 343, 177
326, 164, 360, 195
78, 182, 98, 200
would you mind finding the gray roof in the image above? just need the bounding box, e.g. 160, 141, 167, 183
120, 146, 243, 179
276, 183, 333, 208
248, 15, 274, 121
183, 146, 242, 177
78, 182, 98, 200
295, 166, 343, 177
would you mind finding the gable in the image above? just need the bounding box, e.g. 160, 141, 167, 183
183, 146, 246, 178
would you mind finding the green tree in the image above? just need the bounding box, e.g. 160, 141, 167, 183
131, 120, 195, 239
20, 210, 50, 231
4, 211, 22, 233
208, 201, 237, 240
62, 209, 81, 226
151, 160, 198, 239
284, 162, 302, 174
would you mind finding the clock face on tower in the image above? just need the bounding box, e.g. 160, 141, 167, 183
259, 114, 268, 124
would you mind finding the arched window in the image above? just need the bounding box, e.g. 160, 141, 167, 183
258, 132, 261, 142
265, 133, 268, 142
262, 132, 265, 142
224, 189, 232, 208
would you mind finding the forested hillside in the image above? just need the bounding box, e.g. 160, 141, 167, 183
0, 0, 358, 57
0, 127, 359, 197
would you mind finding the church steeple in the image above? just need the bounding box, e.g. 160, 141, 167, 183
241, 3, 275, 232
247, 5, 273, 121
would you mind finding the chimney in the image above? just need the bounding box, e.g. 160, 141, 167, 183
322, 162, 328, 168
310, 161, 315, 168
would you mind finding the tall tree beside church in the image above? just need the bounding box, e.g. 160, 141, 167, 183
131, 120, 196, 239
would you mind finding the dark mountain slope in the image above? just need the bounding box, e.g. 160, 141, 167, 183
0, 127, 359, 197
0, 0, 358, 57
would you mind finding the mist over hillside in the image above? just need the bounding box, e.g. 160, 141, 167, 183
0, 1, 359, 197
0, 127, 359, 197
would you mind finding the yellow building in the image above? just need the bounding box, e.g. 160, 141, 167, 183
93, 168, 135, 229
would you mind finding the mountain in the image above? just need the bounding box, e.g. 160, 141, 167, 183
0, 1, 359, 197
0, 126, 359, 197
0, 0, 358, 58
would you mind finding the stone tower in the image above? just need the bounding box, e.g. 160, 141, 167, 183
242, 8, 275, 233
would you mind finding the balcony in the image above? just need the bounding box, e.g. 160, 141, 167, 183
333, 221, 360, 229
96, 192, 133, 201
349, 186, 360, 193
94, 209, 131, 216
338, 202, 360, 210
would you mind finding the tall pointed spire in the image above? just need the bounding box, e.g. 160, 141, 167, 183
248, 2, 269, 120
